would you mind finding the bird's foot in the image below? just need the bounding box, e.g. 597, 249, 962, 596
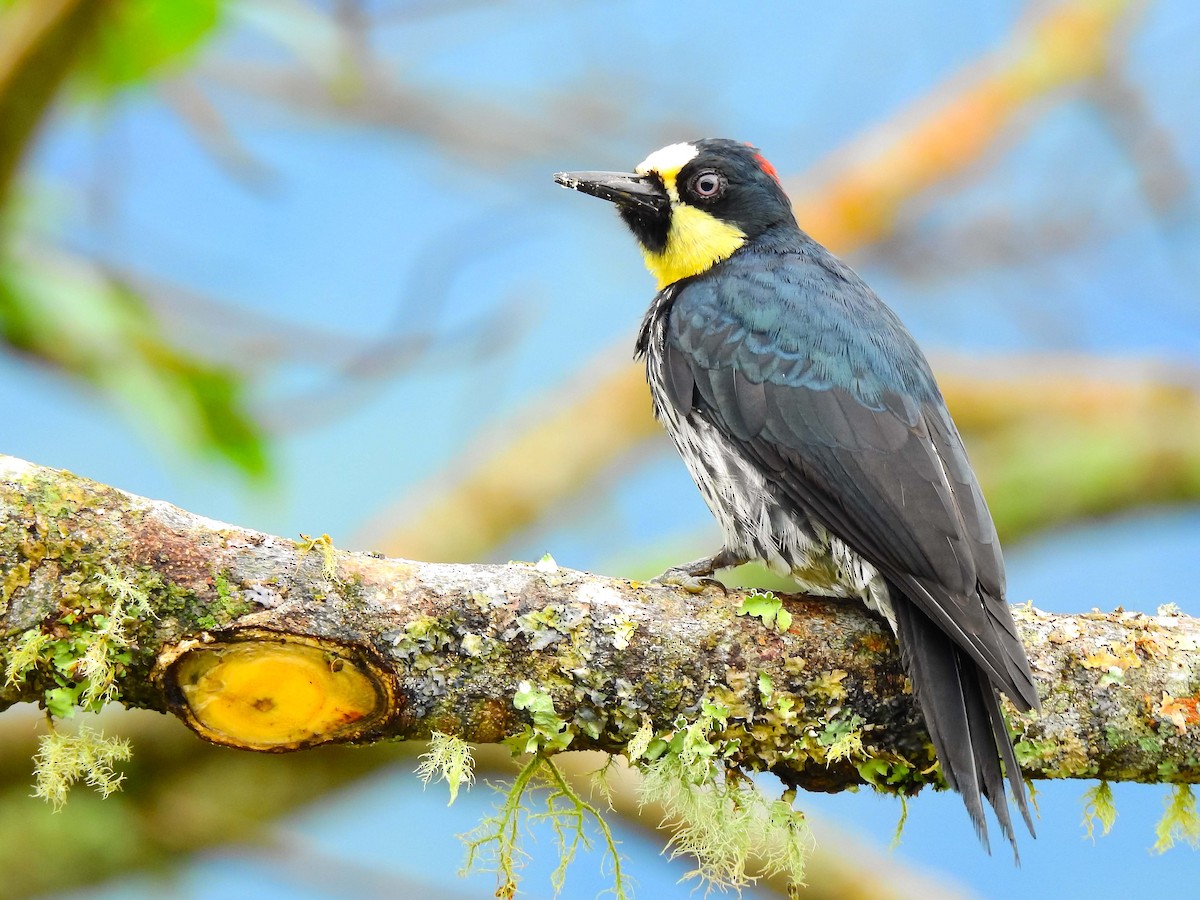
652, 567, 727, 595
649, 548, 747, 595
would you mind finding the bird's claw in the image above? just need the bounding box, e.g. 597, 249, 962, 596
651, 568, 728, 595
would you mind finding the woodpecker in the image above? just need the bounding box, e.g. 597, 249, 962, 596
554, 139, 1040, 856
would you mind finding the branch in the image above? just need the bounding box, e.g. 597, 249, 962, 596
786, 0, 1141, 252
2, 454, 1198, 791
0, 0, 108, 221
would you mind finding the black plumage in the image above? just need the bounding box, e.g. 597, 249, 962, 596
556, 139, 1041, 857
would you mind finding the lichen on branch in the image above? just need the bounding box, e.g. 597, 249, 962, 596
1, 452, 1199, 796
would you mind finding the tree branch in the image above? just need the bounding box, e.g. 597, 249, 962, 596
2, 454, 1198, 790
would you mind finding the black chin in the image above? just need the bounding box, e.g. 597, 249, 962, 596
554, 170, 671, 253
618, 204, 669, 254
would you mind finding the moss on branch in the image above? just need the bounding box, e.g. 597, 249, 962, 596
1, 453, 1199, 793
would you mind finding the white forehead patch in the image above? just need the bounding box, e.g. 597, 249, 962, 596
635, 142, 699, 179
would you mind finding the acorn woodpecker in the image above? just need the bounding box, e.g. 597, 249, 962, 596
554, 139, 1040, 855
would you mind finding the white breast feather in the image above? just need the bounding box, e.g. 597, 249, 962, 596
643, 310, 896, 629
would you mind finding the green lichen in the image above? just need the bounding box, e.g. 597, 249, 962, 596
3, 630, 56, 688
1052, 733, 1093, 779
625, 715, 655, 763
1, 559, 31, 606
821, 713, 865, 764
856, 757, 920, 791
460, 752, 629, 900
214, 570, 233, 603
469, 590, 506, 612
417, 732, 475, 805
636, 702, 813, 892
1082, 780, 1117, 841
1158, 759, 1181, 781
295, 532, 338, 580
609, 614, 637, 650
32, 724, 132, 811
393, 615, 455, 668
6, 564, 155, 717
507, 681, 573, 754
809, 668, 848, 702
1138, 734, 1164, 755
757, 672, 774, 702
460, 632, 497, 658
736, 590, 793, 633
572, 673, 644, 743
1154, 784, 1200, 853
1013, 737, 1056, 769
452, 681, 637, 896
195, 569, 253, 631
515, 603, 585, 652
392, 614, 460, 715
2, 563, 166, 807
1013, 730, 1092, 780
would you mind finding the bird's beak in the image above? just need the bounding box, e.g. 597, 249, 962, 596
553, 171, 669, 216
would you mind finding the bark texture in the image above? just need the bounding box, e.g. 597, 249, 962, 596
2, 454, 1198, 791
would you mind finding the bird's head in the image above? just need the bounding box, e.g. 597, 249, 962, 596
555, 138, 796, 289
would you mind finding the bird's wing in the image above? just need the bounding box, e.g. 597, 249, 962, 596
663, 258, 1038, 710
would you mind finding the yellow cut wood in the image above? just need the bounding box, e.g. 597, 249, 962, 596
169, 636, 387, 751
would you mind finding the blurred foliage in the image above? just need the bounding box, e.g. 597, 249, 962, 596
946, 364, 1200, 544
0, 0, 222, 93
0, 0, 105, 212
0, 0, 265, 478
0, 247, 267, 475
77, 0, 222, 92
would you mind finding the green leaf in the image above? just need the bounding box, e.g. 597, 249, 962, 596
79, 0, 223, 93
0, 251, 270, 478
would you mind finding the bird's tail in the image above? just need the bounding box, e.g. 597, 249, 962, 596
892, 596, 1035, 860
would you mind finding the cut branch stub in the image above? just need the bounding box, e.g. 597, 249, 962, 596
159, 630, 400, 751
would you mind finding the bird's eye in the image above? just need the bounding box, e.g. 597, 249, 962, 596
690, 170, 724, 199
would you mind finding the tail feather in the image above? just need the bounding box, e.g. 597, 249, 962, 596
959, 651, 1016, 855
893, 594, 1033, 859
984, 601, 1041, 714
984, 679, 1037, 838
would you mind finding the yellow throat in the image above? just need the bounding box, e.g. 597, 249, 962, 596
636, 142, 747, 289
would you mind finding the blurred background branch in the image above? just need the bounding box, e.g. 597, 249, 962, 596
369, 353, 1200, 563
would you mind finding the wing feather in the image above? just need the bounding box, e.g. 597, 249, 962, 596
665, 258, 1038, 710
